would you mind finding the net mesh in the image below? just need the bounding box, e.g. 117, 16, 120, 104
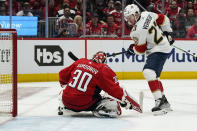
0, 32, 13, 115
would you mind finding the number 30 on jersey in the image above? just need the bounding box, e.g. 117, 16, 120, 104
68, 69, 93, 92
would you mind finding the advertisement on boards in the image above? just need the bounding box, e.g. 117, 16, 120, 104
17, 39, 197, 75
34, 45, 64, 66
18, 40, 85, 74
87, 40, 197, 72
0, 40, 12, 74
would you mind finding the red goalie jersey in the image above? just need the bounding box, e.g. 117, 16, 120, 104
59, 58, 124, 111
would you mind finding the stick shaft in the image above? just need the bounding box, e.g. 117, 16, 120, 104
172, 45, 197, 58
107, 51, 128, 57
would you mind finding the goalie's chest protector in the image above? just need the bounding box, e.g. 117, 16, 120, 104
131, 12, 172, 55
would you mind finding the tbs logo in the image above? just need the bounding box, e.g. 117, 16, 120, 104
35, 45, 64, 66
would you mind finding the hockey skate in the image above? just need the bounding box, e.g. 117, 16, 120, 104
152, 95, 172, 115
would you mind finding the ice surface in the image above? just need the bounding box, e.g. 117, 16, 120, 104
0, 80, 197, 131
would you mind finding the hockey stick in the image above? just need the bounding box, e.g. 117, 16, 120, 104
139, 91, 144, 112
68, 51, 79, 61
107, 51, 128, 57
68, 51, 128, 61
172, 45, 197, 59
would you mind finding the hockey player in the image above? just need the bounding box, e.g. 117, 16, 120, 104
124, 4, 174, 115
58, 51, 142, 118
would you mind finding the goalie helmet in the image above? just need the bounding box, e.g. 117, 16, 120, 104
92, 51, 107, 64
124, 4, 140, 22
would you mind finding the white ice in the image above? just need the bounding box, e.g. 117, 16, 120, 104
0, 80, 197, 131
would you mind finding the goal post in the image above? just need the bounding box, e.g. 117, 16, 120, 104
0, 29, 17, 117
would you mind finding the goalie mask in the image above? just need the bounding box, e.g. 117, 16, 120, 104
92, 51, 107, 64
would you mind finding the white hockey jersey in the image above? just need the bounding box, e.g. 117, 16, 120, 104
130, 11, 173, 55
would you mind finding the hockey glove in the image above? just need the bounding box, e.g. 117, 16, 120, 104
127, 44, 135, 55
121, 90, 142, 113
163, 31, 175, 45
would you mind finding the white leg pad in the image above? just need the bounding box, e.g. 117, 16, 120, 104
92, 98, 121, 118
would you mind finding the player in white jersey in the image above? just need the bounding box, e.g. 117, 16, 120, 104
124, 4, 174, 115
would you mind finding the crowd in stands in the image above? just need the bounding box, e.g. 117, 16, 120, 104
0, 0, 197, 38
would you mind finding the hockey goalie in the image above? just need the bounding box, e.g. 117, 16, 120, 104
58, 51, 142, 118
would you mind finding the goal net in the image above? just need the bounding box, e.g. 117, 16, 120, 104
0, 29, 17, 117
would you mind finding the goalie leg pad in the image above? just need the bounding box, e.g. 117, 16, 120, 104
92, 98, 122, 118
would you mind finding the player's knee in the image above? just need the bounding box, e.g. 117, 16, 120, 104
92, 98, 122, 118
143, 69, 157, 81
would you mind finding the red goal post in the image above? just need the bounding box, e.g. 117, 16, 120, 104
0, 29, 17, 117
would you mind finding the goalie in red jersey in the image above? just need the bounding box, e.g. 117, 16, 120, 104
58, 51, 142, 117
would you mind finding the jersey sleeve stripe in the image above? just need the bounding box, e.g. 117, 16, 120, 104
156, 14, 165, 26
134, 43, 147, 54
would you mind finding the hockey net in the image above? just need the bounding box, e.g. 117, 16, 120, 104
0, 29, 17, 117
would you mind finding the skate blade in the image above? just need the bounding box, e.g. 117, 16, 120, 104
153, 108, 172, 116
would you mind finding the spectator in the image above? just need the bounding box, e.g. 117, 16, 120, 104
66, 0, 77, 9
166, 0, 181, 22
174, 9, 187, 38
16, 2, 33, 16
185, 8, 196, 31
153, 0, 170, 13
185, 0, 194, 10
86, 13, 103, 35
74, 15, 83, 37
103, 0, 114, 16
109, 1, 122, 27
194, 1, 197, 14
74, 0, 91, 24
74, 0, 83, 15
5, 0, 21, 16
147, 2, 155, 12
56, 2, 76, 19
186, 18, 197, 38
30, 0, 58, 18
102, 14, 120, 37
176, 0, 187, 8
57, 5, 74, 37
29, 0, 44, 18
48, 0, 60, 17
124, 22, 133, 36
0, 3, 7, 16
95, 2, 106, 23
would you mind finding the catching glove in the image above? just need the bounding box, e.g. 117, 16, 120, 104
127, 44, 135, 55
120, 90, 142, 113
163, 31, 175, 45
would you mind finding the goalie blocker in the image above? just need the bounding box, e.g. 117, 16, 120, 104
58, 51, 142, 118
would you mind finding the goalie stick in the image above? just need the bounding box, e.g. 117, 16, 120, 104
68, 51, 128, 61
139, 91, 144, 112
68, 51, 79, 61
